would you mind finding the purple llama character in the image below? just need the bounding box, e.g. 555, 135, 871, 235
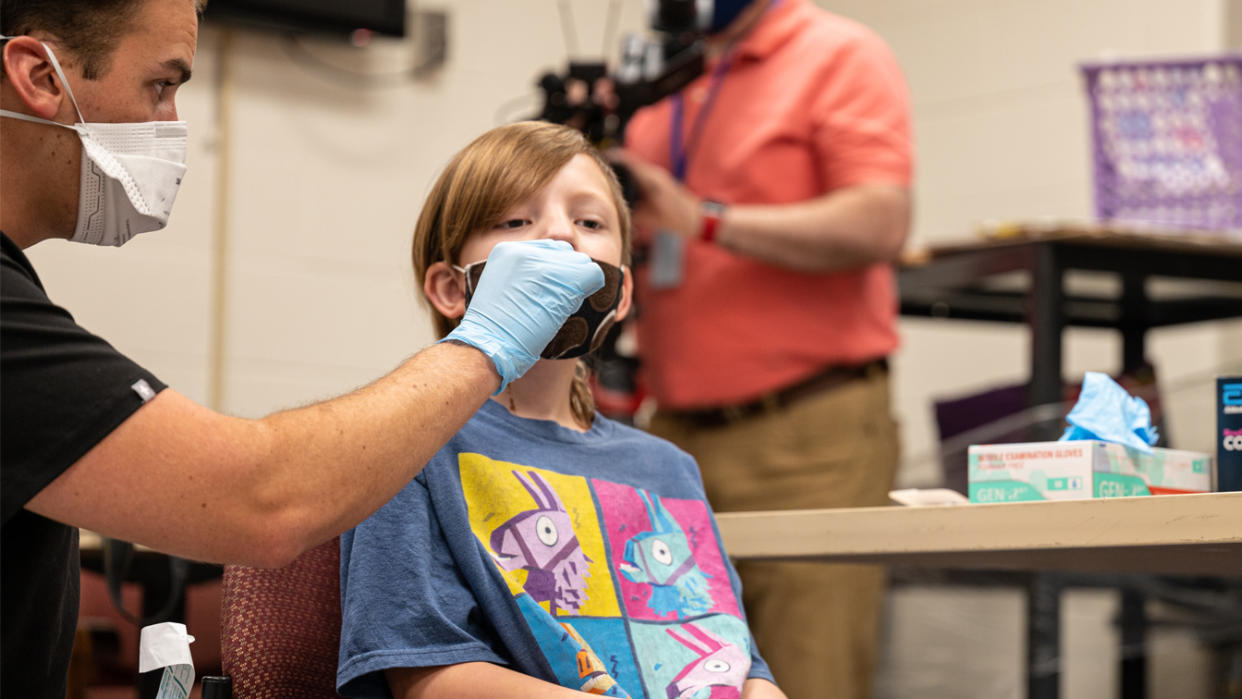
665, 622, 750, 699
490, 470, 592, 614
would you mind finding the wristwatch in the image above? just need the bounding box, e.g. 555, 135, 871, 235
699, 199, 727, 243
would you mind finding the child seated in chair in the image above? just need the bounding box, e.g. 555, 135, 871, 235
336, 122, 786, 699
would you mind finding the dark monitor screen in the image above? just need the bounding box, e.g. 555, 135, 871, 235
204, 0, 406, 38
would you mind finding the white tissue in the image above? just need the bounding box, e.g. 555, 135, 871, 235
139, 622, 196, 699
888, 488, 970, 507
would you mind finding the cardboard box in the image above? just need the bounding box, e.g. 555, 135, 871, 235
968, 440, 1212, 503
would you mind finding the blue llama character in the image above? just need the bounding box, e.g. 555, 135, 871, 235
619, 490, 713, 616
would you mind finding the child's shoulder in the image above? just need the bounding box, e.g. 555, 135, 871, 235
595, 415, 696, 464
441, 405, 700, 477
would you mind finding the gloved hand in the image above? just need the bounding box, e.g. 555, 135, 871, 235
442, 239, 605, 391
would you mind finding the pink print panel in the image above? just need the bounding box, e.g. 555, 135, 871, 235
592, 479, 741, 622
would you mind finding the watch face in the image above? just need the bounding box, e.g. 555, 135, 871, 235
702, 200, 726, 216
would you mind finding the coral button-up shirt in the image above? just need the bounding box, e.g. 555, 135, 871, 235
625, 0, 913, 409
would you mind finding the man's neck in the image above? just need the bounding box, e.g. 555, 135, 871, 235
0, 223, 41, 249
0, 197, 61, 249
704, 0, 773, 60
1, 115, 78, 249
0, 209, 70, 249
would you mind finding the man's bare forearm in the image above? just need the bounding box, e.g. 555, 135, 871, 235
28, 341, 499, 567
714, 184, 911, 272
248, 341, 499, 562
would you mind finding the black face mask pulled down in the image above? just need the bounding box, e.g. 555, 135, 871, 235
457, 258, 624, 360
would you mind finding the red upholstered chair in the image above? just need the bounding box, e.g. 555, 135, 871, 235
220, 538, 344, 698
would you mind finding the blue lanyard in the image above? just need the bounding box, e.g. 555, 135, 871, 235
668, 0, 783, 182
669, 52, 734, 182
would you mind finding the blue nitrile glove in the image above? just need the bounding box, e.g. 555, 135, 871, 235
1060, 371, 1159, 453
442, 239, 605, 392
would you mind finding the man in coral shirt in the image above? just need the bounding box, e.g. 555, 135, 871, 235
613, 0, 913, 695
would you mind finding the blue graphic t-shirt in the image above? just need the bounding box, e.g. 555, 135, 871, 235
338, 400, 774, 698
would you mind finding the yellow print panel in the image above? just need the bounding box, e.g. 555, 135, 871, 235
458, 453, 621, 618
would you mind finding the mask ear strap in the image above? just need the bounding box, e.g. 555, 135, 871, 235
37, 40, 87, 124
0, 36, 87, 125
452, 260, 486, 299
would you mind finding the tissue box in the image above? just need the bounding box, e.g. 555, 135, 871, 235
968, 440, 1212, 503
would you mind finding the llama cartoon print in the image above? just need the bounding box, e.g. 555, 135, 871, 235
490, 470, 593, 615
665, 622, 750, 699
619, 490, 714, 617
558, 621, 625, 696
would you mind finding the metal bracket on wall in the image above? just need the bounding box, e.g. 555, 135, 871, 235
410, 9, 448, 78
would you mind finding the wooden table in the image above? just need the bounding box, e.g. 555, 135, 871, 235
718, 492, 1242, 698
716, 492, 1242, 576
896, 223, 1242, 698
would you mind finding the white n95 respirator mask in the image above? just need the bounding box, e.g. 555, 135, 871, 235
0, 36, 188, 247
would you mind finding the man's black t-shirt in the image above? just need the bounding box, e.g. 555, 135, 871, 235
1, 232, 166, 697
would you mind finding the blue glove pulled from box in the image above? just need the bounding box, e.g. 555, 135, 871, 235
441, 240, 605, 392
1060, 371, 1159, 453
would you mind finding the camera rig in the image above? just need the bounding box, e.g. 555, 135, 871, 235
526, 0, 745, 420
533, 0, 711, 149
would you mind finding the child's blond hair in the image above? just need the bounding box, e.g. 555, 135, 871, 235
412, 121, 632, 426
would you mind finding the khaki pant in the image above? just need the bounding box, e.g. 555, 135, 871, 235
650, 369, 899, 699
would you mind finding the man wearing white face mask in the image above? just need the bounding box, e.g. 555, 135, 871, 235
0, 48, 189, 247
0, 1, 606, 694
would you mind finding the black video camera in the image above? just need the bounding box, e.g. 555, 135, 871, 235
532, 0, 711, 196
531, 0, 758, 203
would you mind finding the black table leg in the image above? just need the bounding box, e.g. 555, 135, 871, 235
1027, 245, 1066, 699
1119, 273, 1148, 375
1118, 272, 1152, 699
1120, 587, 1148, 698
1028, 573, 1063, 699
1028, 245, 1065, 415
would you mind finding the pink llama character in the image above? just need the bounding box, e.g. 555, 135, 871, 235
664, 622, 750, 699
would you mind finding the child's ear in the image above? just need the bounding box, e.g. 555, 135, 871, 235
616, 264, 634, 322
424, 261, 467, 320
